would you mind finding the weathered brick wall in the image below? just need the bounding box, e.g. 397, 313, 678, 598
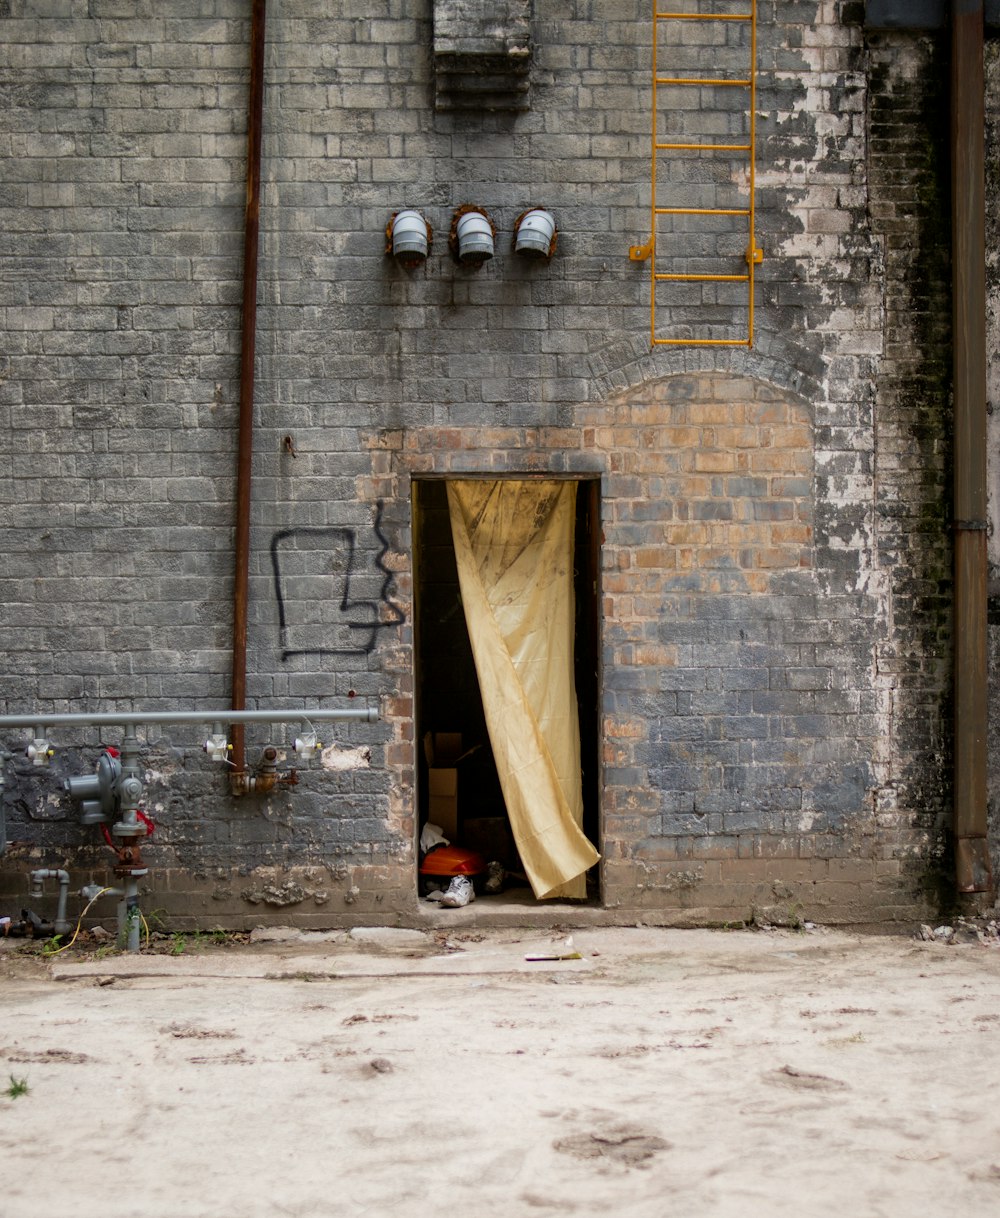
865, 33, 955, 903
0, 0, 989, 927
592, 373, 875, 921
0, 1, 402, 924
986, 40, 1000, 888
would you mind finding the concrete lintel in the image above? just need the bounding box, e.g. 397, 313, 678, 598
433, 0, 533, 111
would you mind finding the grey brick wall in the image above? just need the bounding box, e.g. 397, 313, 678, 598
986, 40, 1000, 891
0, 0, 993, 927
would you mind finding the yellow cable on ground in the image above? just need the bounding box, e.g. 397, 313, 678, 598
45, 887, 114, 956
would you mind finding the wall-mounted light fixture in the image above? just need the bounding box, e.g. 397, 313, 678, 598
449, 205, 496, 267
513, 207, 557, 259
386, 209, 432, 269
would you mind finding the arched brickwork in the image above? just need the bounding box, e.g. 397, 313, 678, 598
590, 373, 814, 606
588, 373, 890, 922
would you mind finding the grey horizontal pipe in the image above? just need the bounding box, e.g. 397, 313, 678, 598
0, 707, 378, 730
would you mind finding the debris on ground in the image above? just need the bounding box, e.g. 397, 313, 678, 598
917, 917, 1000, 945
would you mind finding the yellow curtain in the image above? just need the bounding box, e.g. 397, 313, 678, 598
447, 480, 600, 899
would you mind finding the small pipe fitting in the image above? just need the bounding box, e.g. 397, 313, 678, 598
230, 746, 298, 796
28, 869, 71, 935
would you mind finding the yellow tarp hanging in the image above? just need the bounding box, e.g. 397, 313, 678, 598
447, 480, 601, 900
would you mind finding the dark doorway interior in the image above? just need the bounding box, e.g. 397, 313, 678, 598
412, 477, 601, 902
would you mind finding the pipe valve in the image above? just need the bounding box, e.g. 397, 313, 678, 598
293, 732, 322, 760
204, 732, 231, 763
27, 736, 54, 766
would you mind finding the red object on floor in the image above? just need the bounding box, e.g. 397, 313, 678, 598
419, 845, 486, 876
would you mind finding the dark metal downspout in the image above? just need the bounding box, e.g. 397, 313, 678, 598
951, 0, 992, 892
231, 0, 267, 791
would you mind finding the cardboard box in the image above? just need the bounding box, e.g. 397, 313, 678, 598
428, 766, 459, 838
424, 732, 470, 840
423, 732, 464, 767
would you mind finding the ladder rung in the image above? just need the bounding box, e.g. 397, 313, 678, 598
656, 207, 750, 216
656, 12, 753, 20
656, 142, 752, 152
656, 77, 751, 87
653, 337, 752, 347
655, 273, 750, 282
647, 2, 758, 350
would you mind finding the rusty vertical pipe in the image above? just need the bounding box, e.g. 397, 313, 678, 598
231, 0, 267, 788
951, 0, 992, 892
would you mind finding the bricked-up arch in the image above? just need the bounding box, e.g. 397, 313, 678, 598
589, 372, 880, 921
593, 373, 814, 599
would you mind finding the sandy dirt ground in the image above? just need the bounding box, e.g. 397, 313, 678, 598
2, 923, 1000, 1218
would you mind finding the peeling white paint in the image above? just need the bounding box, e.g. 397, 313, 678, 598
825, 530, 869, 552
143, 769, 173, 785
320, 744, 371, 771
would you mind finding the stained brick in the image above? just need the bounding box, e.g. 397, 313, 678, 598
0, 3, 980, 928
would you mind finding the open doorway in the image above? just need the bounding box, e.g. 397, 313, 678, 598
412, 477, 601, 905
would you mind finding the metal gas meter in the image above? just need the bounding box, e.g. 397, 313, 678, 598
64, 748, 122, 825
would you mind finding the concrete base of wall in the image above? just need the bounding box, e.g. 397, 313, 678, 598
0, 861, 941, 937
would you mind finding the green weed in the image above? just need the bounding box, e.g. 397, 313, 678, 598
5, 1075, 29, 1100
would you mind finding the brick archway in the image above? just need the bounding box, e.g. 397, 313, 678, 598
590, 373, 814, 607
586, 373, 879, 919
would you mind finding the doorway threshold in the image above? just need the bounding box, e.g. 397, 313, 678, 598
415, 887, 604, 930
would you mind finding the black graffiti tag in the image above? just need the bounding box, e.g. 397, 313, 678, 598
270, 502, 405, 658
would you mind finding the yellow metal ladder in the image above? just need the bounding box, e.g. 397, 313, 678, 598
630, 1, 762, 347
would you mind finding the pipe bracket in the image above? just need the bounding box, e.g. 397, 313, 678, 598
956, 835, 993, 894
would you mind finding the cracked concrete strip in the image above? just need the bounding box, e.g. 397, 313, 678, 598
49, 939, 594, 982
45, 926, 877, 984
